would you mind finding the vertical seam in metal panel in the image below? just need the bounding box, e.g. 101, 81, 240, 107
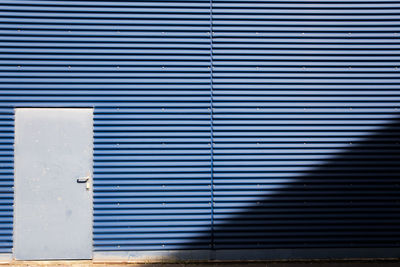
11, 108, 15, 253
209, 0, 214, 250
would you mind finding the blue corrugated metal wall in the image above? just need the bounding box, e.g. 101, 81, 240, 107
0, 108, 12, 253
0, 0, 400, 254
211, 0, 400, 249
0, 0, 212, 252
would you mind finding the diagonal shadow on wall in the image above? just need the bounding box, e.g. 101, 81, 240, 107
184, 117, 400, 252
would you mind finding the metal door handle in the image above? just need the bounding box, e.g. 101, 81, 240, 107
77, 176, 91, 190
77, 177, 89, 183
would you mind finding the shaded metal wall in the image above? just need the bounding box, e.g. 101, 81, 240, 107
0, 0, 400, 255
211, 0, 400, 249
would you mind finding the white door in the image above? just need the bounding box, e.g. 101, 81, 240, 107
14, 108, 93, 260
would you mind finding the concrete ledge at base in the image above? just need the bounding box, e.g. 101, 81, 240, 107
93, 248, 400, 263
3, 259, 400, 267
0, 248, 399, 265
93, 250, 211, 263
0, 254, 12, 264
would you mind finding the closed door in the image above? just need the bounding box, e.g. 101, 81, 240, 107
14, 108, 93, 260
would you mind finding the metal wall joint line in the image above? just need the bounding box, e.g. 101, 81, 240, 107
209, 0, 214, 250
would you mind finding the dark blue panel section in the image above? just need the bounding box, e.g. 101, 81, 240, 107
211, 0, 400, 250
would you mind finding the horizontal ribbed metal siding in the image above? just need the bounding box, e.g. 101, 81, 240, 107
0, 108, 13, 253
0, 0, 212, 251
1, 0, 400, 255
212, 0, 400, 249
